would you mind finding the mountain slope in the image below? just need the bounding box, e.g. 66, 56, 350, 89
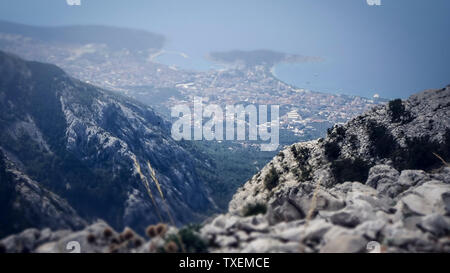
229, 87, 450, 214
0, 51, 217, 236
199, 86, 450, 252
0, 150, 86, 239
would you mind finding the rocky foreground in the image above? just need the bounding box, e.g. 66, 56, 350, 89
1, 87, 449, 253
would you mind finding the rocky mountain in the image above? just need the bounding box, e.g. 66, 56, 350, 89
0, 51, 217, 237
2, 86, 449, 253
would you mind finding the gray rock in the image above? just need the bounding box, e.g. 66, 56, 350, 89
241, 238, 300, 253
398, 170, 429, 188
330, 211, 360, 228
320, 234, 368, 253
417, 214, 450, 237
355, 219, 387, 240
366, 165, 402, 197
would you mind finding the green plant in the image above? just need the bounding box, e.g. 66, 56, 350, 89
242, 203, 267, 217
164, 225, 207, 253
264, 167, 279, 190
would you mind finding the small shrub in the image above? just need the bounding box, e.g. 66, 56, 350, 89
349, 134, 359, 150
146, 225, 157, 238
291, 145, 299, 158
388, 99, 408, 123
155, 223, 168, 237
164, 241, 179, 253
299, 166, 313, 181
264, 167, 279, 190
242, 203, 267, 217
121, 227, 135, 241
403, 135, 444, 170
103, 227, 113, 238
367, 120, 397, 158
331, 157, 371, 184
111, 237, 120, 244
165, 225, 207, 253
327, 125, 346, 140
324, 141, 341, 160
292, 145, 310, 163
108, 243, 119, 253
87, 233, 96, 244
134, 238, 143, 248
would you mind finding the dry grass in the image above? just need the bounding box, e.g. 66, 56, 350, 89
147, 161, 164, 199
133, 155, 186, 252
132, 156, 163, 222
433, 152, 449, 167
305, 175, 324, 226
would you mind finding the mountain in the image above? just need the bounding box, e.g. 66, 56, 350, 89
208, 49, 322, 68
206, 86, 450, 252
0, 20, 165, 51
2, 86, 449, 253
0, 51, 217, 236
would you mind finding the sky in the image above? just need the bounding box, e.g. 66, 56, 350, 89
0, 0, 449, 98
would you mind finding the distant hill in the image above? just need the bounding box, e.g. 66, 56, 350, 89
0, 20, 165, 51
208, 49, 322, 67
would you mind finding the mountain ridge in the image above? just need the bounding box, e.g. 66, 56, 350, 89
0, 50, 217, 236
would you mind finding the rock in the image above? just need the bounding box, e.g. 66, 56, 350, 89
431, 167, 450, 185
267, 184, 345, 224
366, 165, 402, 197
399, 181, 450, 216
241, 238, 299, 253
300, 219, 333, 247
330, 211, 360, 228
215, 235, 238, 248
355, 219, 387, 240
320, 234, 368, 253
417, 214, 450, 237
442, 192, 450, 215
398, 170, 429, 188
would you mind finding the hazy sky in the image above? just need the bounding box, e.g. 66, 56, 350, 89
0, 0, 449, 98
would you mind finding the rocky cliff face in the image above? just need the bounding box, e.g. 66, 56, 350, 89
229, 87, 450, 216
0, 51, 217, 236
